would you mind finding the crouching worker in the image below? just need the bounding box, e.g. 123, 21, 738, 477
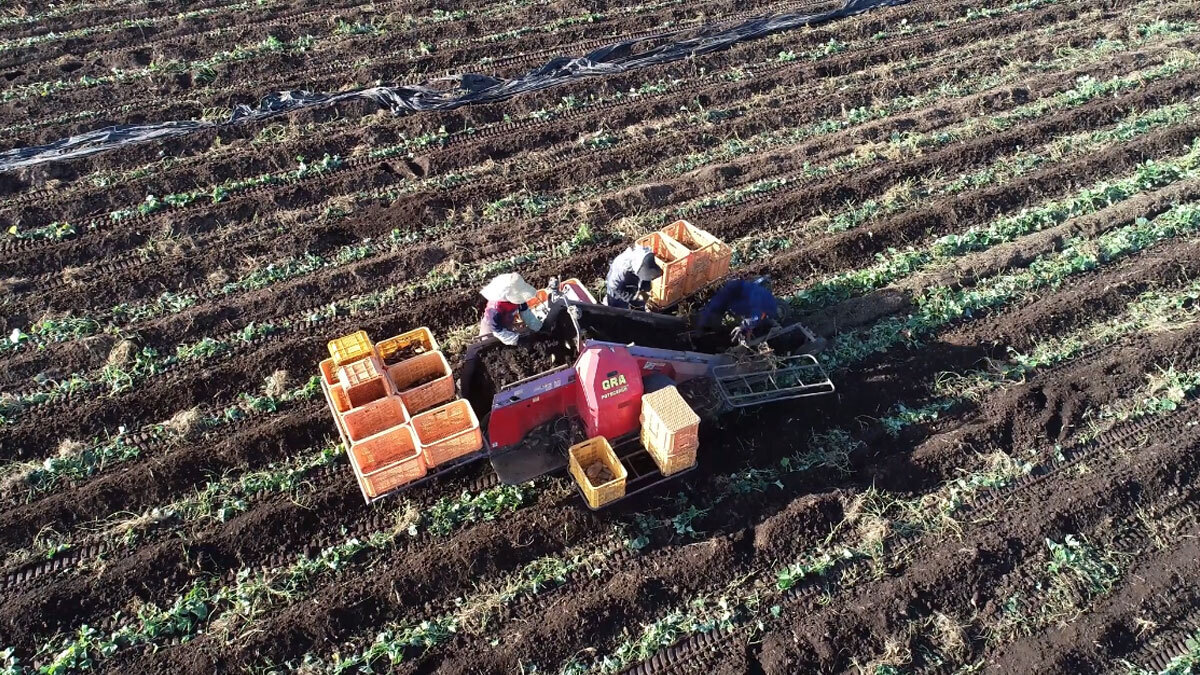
698, 276, 780, 343
604, 245, 663, 310
479, 273, 541, 346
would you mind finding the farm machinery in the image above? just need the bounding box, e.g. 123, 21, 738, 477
318, 220, 835, 508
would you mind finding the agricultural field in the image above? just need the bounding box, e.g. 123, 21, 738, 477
3, 0, 1200, 672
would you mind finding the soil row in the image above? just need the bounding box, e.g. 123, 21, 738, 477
3, 5, 1167, 322
0, 0, 870, 149
0, 0, 1067, 192
84, 231, 1200, 671
1, 88, 1189, 465
750, 412, 1200, 673
3, 38, 1192, 419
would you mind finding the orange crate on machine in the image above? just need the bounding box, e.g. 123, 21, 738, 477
568, 436, 627, 509
661, 220, 732, 293
338, 356, 391, 408
319, 358, 339, 386
354, 425, 427, 498
387, 351, 455, 415
635, 231, 694, 307
640, 385, 700, 476
328, 330, 374, 367
329, 383, 351, 413
411, 399, 483, 467
375, 327, 440, 367
343, 395, 409, 444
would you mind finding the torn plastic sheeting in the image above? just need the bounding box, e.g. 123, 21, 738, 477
0, 0, 908, 173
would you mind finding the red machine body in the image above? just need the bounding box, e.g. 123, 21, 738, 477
574, 343, 645, 439
485, 340, 729, 453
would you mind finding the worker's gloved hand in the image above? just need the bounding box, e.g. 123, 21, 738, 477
519, 306, 543, 332
730, 325, 749, 346
495, 329, 521, 346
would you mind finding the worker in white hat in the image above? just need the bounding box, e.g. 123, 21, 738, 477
479, 273, 541, 345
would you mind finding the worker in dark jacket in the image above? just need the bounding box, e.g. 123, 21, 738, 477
698, 277, 780, 340
604, 245, 662, 310
479, 273, 540, 345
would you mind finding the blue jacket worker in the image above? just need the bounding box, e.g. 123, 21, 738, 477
699, 277, 780, 338
605, 245, 663, 310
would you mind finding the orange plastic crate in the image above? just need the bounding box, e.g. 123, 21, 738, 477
319, 357, 339, 386
328, 330, 374, 367
387, 351, 455, 415
375, 327, 440, 367
343, 395, 409, 443
661, 220, 732, 294
640, 385, 700, 476
635, 231, 694, 308
353, 425, 427, 497
568, 436, 627, 509
411, 399, 484, 467
338, 356, 390, 408
329, 382, 352, 413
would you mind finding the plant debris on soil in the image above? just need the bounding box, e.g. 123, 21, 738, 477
3, 0, 1200, 673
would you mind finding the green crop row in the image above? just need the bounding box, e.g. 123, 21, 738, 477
932, 276, 1200, 408
0, 373, 320, 496
5, 18, 1177, 376
8, 483, 533, 673
813, 96, 1199, 237
0, 34, 319, 103
672, 52, 1200, 219
492, 25, 1196, 229
308, 543, 616, 672
0, 0, 686, 107
0, 440, 343, 575
0, 0, 276, 53
790, 137, 1200, 313
821, 193, 1200, 369
574, 368, 1200, 674
730, 96, 1199, 269
0, 322, 285, 424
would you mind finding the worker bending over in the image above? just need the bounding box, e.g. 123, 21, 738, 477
479, 273, 541, 345
605, 245, 663, 310
699, 277, 780, 341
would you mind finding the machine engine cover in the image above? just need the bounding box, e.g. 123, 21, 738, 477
575, 343, 645, 439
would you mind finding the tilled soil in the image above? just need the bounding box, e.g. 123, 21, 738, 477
3, 0, 1200, 672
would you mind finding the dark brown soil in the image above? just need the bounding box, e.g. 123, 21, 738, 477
480, 336, 575, 389
3, 0, 1199, 672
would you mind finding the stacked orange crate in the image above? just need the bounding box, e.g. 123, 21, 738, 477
411, 399, 484, 468
634, 231, 694, 307
661, 220, 732, 294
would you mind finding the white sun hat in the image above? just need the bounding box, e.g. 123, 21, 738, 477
480, 273, 537, 304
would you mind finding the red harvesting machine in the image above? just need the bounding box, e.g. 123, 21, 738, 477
320, 222, 835, 508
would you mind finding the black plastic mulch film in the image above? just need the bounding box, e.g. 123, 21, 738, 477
0, 0, 908, 173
